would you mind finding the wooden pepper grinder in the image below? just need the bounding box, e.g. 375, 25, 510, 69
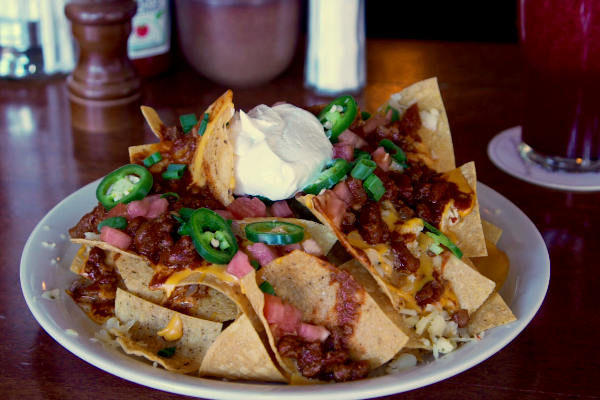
65, 0, 141, 132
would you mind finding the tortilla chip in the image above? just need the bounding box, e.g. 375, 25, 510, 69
199, 313, 287, 382
257, 251, 408, 370
191, 90, 235, 206
71, 238, 145, 260
114, 252, 165, 304
232, 217, 338, 256
151, 265, 259, 330
338, 259, 429, 350
440, 255, 496, 314
70, 245, 89, 275
441, 162, 487, 258
113, 288, 222, 374
378, 77, 455, 173
467, 292, 516, 335
140, 105, 168, 140
481, 220, 503, 246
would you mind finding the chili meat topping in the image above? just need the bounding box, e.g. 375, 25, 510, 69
67, 247, 123, 323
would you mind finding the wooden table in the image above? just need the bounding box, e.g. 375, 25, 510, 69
2, 39, 598, 399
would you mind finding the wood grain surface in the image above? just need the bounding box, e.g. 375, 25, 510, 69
2, 39, 598, 400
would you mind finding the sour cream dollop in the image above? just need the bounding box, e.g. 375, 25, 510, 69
228, 103, 333, 201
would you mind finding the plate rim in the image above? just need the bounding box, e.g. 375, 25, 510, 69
20, 180, 550, 400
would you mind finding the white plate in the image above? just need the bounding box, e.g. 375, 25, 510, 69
20, 179, 549, 400
488, 126, 600, 192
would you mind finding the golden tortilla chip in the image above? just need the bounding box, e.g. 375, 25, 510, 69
378, 77, 455, 173
241, 251, 407, 378
140, 105, 168, 140
199, 313, 287, 382
151, 264, 260, 330
338, 259, 428, 350
113, 288, 222, 374
298, 195, 494, 315
191, 90, 235, 206
114, 252, 165, 304
231, 217, 338, 256
441, 162, 487, 258
70, 244, 89, 275
481, 220, 503, 246
467, 292, 516, 336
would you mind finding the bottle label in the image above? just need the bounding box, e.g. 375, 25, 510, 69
128, 0, 170, 60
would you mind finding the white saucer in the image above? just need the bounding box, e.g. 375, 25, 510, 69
487, 126, 600, 192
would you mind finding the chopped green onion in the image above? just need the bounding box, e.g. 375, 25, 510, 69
178, 207, 195, 222
251, 260, 260, 271
143, 151, 162, 168
259, 281, 276, 295
198, 113, 210, 136
364, 174, 385, 201
350, 158, 377, 180
97, 216, 128, 233
429, 243, 444, 255
177, 222, 190, 236
162, 164, 187, 180
361, 111, 371, 120
158, 346, 176, 358
379, 139, 409, 169
422, 220, 463, 259
351, 149, 372, 168
385, 105, 400, 123
179, 113, 197, 134
160, 192, 179, 200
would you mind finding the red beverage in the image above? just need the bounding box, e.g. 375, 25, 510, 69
520, 0, 600, 171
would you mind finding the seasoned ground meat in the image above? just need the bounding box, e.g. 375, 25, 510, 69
346, 177, 368, 212
163, 125, 184, 141
133, 212, 177, 263
158, 235, 203, 270
341, 211, 358, 233
358, 202, 387, 245
391, 241, 420, 273
400, 103, 422, 137
277, 335, 369, 382
415, 275, 445, 308
69, 203, 106, 238
162, 284, 211, 315
124, 216, 146, 238
452, 309, 470, 328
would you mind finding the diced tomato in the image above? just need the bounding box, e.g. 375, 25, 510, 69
100, 226, 132, 250
247, 243, 279, 267
127, 199, 150, 220
227, 197, 267, 219
297, 322, 331, 342
363, 116, 387, 134
214, 210, 235, 220
300, 239, 324, 257
270, 201, 293, 218
279, 302, 302, 334
107, 203, 128, 220
332, 144, 354, 162
332, 181, 354, 206
226, 251, 254, 278
318, 189, 348, 229
263, 293, 284, 324
372, 146, 391, 172
337, 129, 368, 149
146, 198, 169, 219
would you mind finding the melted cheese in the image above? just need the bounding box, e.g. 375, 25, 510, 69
161, 265, 237, 298
471, 240, 510, 291
441, 168, 475, 218
157, 314, 183, 341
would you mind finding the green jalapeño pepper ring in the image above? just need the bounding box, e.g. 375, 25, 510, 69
96, 164, 153, 210
303, 158, 351, 195
422, 220, 463, 260
317, 95, 358, 142
245, 221, 305, 245
189, 208, 238, 264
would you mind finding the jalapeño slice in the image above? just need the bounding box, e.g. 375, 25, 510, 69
96, 164, 153, 210
303, 158, 351, 195
245, 221, 304, 245
188, 208, 238, 264
318, 95, 358, 142
422, 220, 463, 260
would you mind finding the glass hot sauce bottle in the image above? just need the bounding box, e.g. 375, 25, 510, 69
128, 0, 172, 77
